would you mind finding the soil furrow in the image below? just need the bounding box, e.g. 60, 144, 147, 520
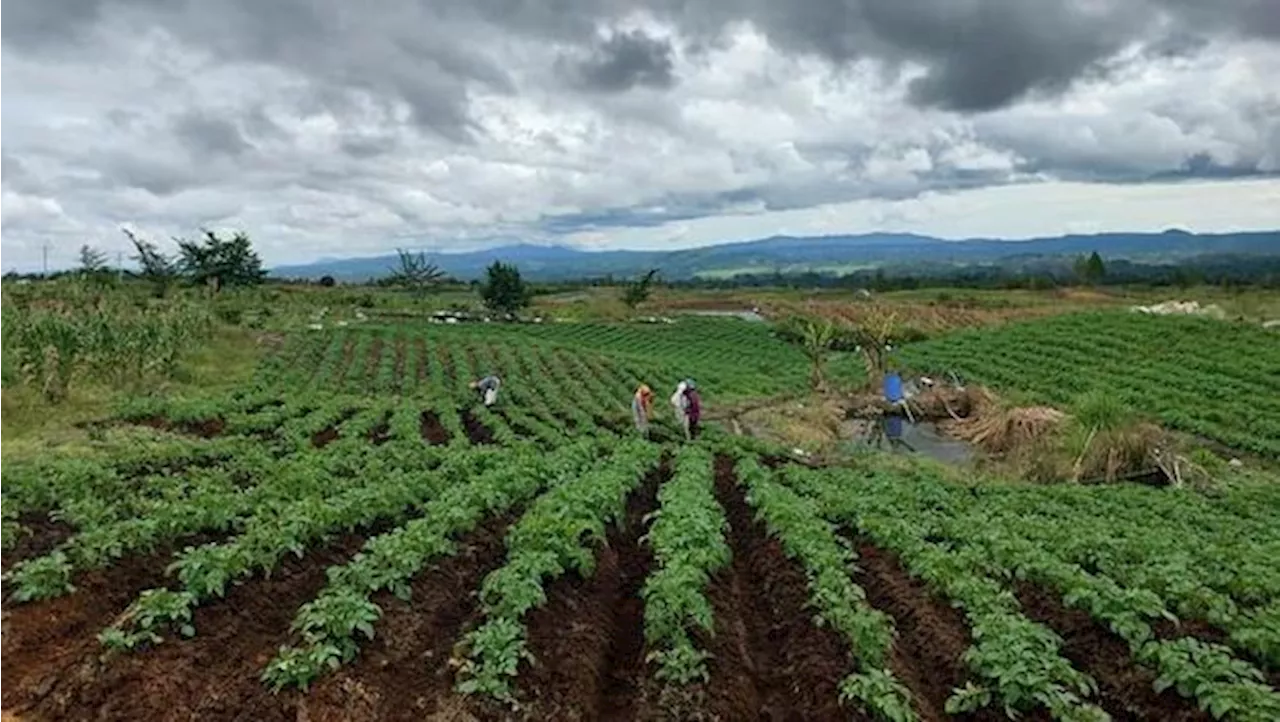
420, 411, 452, 446
699, 454, 858, 722
1, 533, 225, 716
17, 534, 373, 722
513, 457, 669, 721
3, 513, 76, 573
1014, 581, 1211, 722
297, 513, 515, 722
459, 410, 496, 445
851, 541, 1012, 722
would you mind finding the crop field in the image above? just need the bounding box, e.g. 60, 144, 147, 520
897, 312, 1280, 457
4, 316, 1280, 722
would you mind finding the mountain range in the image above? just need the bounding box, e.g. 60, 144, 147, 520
270, 229, 1280, 282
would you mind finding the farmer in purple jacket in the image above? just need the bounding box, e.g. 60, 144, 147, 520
682, 380, 702, 440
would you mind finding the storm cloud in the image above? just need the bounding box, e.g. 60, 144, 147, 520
3, 0, 1279, 269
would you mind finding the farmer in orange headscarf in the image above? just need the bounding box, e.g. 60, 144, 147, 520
632, 384, 655, 438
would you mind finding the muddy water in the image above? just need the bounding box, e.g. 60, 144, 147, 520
854, 416, 976, 465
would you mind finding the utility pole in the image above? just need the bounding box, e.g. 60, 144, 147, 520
42, 242, 50, 276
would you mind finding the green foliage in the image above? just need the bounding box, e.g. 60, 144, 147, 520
176, 230, 266, 292
729, 451, 915, 720
783, 452, 1280, 721
456, 439, 661, 699
1073, 251, 1107, 285
898, 311, 1280, 457
124, 231, 180, 299
479, 261, 532, 315
387, 248, 446, 301
621, 268, 660, 309
641, 445, 731, 685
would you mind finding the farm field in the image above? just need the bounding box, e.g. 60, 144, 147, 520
4, 311, 1280, 722
897, 312, 1280, 457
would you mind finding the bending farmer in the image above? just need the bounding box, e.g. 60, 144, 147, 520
632, 384, 655, 438
470, 374, 502, 407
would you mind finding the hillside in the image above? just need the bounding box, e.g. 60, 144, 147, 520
270, 230, 1280, 282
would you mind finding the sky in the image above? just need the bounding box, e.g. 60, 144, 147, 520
3, 1, 1280, 271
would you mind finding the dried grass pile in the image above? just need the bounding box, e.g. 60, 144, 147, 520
944, 405, 1066, 455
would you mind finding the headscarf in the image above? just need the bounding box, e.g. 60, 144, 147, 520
671, 380, 688, 407
635, 384, 654, 412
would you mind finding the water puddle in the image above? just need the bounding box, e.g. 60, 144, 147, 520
680, 309, 767, 323
854, 415, 976, 465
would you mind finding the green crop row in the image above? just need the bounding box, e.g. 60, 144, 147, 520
640, 445, 732, 685
456, 438, 661, 699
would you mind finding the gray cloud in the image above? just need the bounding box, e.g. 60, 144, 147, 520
172, 110, 251, 158
569, 30, 677, 92
2, 0, 1278, 270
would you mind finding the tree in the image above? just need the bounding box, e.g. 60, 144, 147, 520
1074, 251, 1107, 286
77, 244, 116, 289
78, 245, 108, 274
479, 261, 532, 316
387, 248, 445, 301
792, 316, 837, 391
124, 229, 179, 298
318, 275, 337, 288
175, 230, 266, 292
621, 268, 660, 310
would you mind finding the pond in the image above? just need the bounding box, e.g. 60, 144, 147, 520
679, 309, 767, 323
854, 415, 976, 465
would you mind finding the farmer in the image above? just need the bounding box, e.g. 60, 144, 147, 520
632, 384, 655, 438
670, 380, 688, 431
470, 374, 501, 407
683, 380, 703, 440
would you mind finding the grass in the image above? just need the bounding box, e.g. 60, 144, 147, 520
0, 326, 261, 461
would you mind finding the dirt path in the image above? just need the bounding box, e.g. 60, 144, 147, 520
298, 514, 515, 721
851, 542, 1017, 722
511, 458, 668, 721
1014, 581, 1211, 722
697, 454, 860, 722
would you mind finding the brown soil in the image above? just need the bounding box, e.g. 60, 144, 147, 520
851, 543, 1012, 722
132, 416, 225, 439
333, 335, 359, 386
413, 336, 428, 385
694, 455, 860, 722
297, 514, 515, 721
9, 535, 371, 722
420, 411, 453, 446
2, 514, 76, 573
1014, 581, 1210, 722
1, 534, 223, 715
510, 457, 668, 721
311, 426, 341, 448
459, 410, 495, 445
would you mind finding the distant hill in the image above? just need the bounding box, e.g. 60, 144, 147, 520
270, 230, 1280, 282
